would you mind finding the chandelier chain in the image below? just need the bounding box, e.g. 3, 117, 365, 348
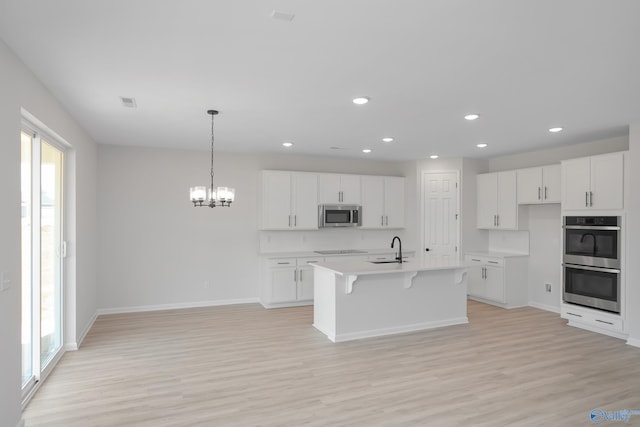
210, 111, 215, 190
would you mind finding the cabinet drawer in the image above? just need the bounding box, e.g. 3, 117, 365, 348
562, 307, 623, 332
484, 258, 504, 267
465, 256, 504, 267
267, 258, 297, 268
298, 257, 324, 266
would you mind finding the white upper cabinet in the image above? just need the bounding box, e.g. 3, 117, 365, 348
562, 152, 624, 210
361, 176, 384, 227
517, 164, 560, 204
361, 176, 405, 228
476, 171, 517, 229
261, 171, 319, 230
319, 174, 361, 204
384, 177, 405, 228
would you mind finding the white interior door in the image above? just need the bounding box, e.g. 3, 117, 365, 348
423, 172, 459, 256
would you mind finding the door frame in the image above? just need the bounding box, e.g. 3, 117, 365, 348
420, 170, 461, 256
21, 110, 72, 408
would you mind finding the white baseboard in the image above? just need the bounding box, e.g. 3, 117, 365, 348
627, 337, 640, 348
330, 317, 469, 343
64, 310, 99, 351
96, 297, 260, 315
528, 301, 561, 313
261, 300, 313, 309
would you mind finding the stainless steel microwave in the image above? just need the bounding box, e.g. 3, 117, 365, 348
318, 205, 362, 227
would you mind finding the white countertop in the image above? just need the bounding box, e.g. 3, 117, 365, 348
262, 248, 415, 259
312, 254, 468, 276
465, 250, 529, 258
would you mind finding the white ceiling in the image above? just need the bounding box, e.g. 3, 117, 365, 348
1, 0, 639, 161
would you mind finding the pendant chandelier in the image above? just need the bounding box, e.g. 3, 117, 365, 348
189, 110, 235, 207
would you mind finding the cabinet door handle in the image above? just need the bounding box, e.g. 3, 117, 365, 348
385, 216, 389, 226
288, 215, 291, 227
595, 319, 613, 325
493, 215, 496, 226
538, 187, 541, 200
299, 270, 303, 283
585, 192, 588, 207
294, 215, 297, 227
589, 191, 593, 207
496, 215, 499, 227
381, 216, 384, 226
544, 186, 548, 200
488, 261, 499, 264
471, 258, 481, 262
566, 312, 583, 318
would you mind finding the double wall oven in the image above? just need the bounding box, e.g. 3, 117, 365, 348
563, 216, 621, 313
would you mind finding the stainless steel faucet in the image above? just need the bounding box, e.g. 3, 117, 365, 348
391, 236, 403, 263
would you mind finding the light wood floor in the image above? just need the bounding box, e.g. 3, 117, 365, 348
24, 301, 640, 426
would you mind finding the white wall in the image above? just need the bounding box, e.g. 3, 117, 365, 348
627, 124, 640, 347
97, 145, 411, 311
524, 204, 562, 311
488, 135, 629, 171
0, 40, 98, 427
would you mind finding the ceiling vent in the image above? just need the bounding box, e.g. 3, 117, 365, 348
271, 10, 295, 22
120, 97, 137, 108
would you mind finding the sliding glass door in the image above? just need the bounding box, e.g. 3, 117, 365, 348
21, 127, 64, 397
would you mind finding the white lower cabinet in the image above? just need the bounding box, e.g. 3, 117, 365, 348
561, 304, 625, 338
262, 257, 323, 308
465, 253, 528, 308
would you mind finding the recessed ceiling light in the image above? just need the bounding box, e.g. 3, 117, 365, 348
382, 137, 394, 143
120, 96, 137, 108
352, 97, 370, 105
476, 143, 488, 148
282, 142, 294, 148
430, 154, 439, 159
549, 127, 563, 133
362, 148, 372, 153
271, 10, 295, 22
464, 114, 479, 121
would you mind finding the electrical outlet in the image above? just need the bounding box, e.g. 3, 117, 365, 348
545, 283, 552, 293
0, 272, 10, 292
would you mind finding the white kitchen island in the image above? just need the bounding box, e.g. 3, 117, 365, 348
312, 255, 469, 342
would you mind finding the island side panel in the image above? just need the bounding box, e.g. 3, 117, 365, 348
334, 269, 468, 342
313, 267, 338, 341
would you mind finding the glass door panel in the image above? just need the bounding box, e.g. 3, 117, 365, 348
20, 132, 33, 388
40, 141, 63, 368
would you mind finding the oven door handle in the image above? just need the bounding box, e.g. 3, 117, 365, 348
562, 263, 620, 274
563, 225, 621, 231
